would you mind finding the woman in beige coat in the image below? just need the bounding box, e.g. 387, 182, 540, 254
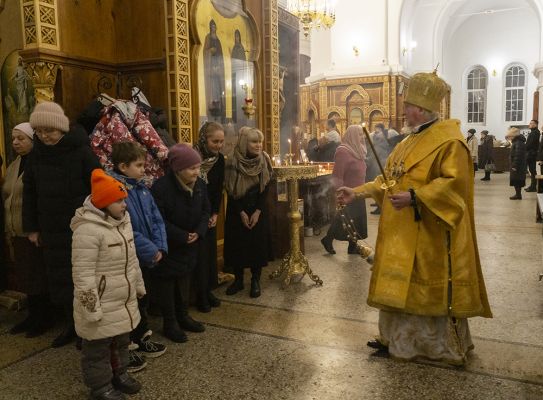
71, 169, 145, 400
466, 128, 479, 175
2, 123, 50, 337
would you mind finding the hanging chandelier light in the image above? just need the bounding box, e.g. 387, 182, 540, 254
287, 0, 337, 37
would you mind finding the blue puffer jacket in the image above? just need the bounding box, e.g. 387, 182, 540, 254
109, 171, 168, 268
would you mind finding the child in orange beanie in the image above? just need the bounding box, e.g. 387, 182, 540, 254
71, 169, 146, 400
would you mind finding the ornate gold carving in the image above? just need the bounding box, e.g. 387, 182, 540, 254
325, 106, 346, 119
26, 61, 61, 103
341, 84, 370, 102
365, 104, 389, 118
21, 0, 59, 49
264, 0, 280, 155
164, 0, 192, 143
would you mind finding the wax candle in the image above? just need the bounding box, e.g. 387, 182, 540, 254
288, 138, 292, 154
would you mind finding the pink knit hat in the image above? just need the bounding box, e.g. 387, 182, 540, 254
30, 102, 70, 132
168, 144, 202, 172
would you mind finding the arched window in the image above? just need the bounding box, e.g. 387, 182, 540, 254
466, 66, 487, 124
504, 64, 527, 122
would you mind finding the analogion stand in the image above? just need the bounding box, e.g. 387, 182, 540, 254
269, 164, 323, 287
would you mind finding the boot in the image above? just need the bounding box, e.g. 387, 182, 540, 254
347, 241, 359, 255
90, 385, 125, 400
525, 178, 536, 192
226, 272, 244, 295
207, 292, 221, 308
481, 171, 491, 181
162, 319, 187, 343
510, 187, 522, 200
250, 269, 261, 298
196, 295, 212, 313
52, 323, 77, 348
370, 206, 381, 215
26, 294, 54, 338
112, 373, 141, 395
320, 236, 336, 254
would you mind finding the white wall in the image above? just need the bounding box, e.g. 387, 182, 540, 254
443, 8, 540, 139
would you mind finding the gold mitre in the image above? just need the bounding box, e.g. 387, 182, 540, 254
405, 71, 448, 112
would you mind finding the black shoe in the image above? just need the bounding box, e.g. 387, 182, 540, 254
208, 292, 221, 307
226, 280, 244, 295
177, 314, 205, 333
370, 348, 390, 358
112, 373, 141, 395
51, 324, 76, 348
91, 385, 125, 400
250, 278, 261, 298
509, 195, 522, 200
347, 242, 359, 255
320, 236, 336, 254
9, 315, 33, 335
163, 321, 187, 343
197, 300, 212, 313
480, 177, 490, 181
367, 340, 388, 350
370, 208, 381, 215
525, 186, 536, 192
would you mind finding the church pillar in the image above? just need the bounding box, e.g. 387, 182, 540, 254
264, 0, 280, 156
533, 63, 543, 124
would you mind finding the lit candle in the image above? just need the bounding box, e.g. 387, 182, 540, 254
288, 138, 292, 154
297, 160, 300, 165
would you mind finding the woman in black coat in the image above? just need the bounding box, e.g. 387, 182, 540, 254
151, 144, 210, 343
479, 130, 494, 181
224, 127, 273, 298
23, 102, 100, 348
194, 122, 225, 312
506, 128, 527, 200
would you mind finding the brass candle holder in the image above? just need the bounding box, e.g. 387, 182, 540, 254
269, 164, 322, 287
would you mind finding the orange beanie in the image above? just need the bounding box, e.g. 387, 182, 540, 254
91, 169, 128, 209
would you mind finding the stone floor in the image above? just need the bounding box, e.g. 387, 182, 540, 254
1, 171, 543, 399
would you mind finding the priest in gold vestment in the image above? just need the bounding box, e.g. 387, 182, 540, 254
339, 72, 492, 366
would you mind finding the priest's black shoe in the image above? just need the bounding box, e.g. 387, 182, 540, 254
91, 385, 125, 400
208, 292, 221, 307
51, 323, 76, 348
367, 340, 388, 350
177, 314, 205, 333
250, 278, 261, 298
320, 236, 336, 254
112, 373, 141, 394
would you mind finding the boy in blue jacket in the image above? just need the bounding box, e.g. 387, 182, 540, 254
110, 142, 168, 371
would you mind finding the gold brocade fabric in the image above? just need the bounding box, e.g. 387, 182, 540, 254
355, 119, 492, 319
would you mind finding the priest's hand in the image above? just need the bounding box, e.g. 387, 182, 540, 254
240, 211, 251, 229
337, 187, 355, 205
389, 192, 411, 210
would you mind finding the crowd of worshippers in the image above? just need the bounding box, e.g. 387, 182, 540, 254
0, 100, 272, 400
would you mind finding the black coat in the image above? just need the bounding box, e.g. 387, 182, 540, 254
317, 141, 340, 162
224, 183, 271, 271
22, 125, 100, 305
478, 135, 494, 168
151, 172, 210, 277
206, 153, 225, 215
526, 128, 540, 160
510, 135, 527, 187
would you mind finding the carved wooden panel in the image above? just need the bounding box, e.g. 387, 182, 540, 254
21, 0, 59, 50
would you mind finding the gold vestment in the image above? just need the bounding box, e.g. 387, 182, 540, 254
355, 119, 492, 319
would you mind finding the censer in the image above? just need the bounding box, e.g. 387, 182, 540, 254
337, 203, 374, 264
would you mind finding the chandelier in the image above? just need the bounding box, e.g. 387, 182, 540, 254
287, 0, 337, 37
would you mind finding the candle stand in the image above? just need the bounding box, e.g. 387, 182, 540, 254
269, 164, 323, 287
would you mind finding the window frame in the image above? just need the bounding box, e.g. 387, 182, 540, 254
503, 63, 527, 123
465, 65, 488, 125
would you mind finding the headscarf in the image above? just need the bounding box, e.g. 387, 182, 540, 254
337, 125, 367, 160
224, 127, 273, 200
194, 121, 222, 183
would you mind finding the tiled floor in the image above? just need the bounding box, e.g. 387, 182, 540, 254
1, 171, 542, 399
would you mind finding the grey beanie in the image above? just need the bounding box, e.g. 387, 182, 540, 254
29, 102, 69, 132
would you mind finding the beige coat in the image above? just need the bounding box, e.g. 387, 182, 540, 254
71, 196, 145, 340
2, 157, 26, 237
466, 134, 479, 164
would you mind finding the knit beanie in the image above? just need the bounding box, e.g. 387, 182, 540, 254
29, 102, 70, 132
90, 169, 128, 209
467, 128, 476, 134
13, 122, 34, 139
168, 143, 202, 172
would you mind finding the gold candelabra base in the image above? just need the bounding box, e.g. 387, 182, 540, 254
269, 165, 322, 287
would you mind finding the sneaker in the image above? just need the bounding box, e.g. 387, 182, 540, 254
127, 344, 147, 373
136, 330, 166, 358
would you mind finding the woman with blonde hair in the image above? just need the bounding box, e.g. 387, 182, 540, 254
321, 125, 368, 254
506, 127, 526, 200
224, 127, 273, 298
